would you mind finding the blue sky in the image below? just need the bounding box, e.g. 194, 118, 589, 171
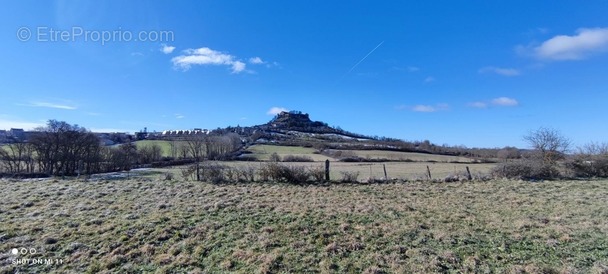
1, 1, 607, 148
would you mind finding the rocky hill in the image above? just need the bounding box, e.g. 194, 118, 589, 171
264, 111, 335, 133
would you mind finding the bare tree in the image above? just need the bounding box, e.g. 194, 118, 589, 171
119, 141, 138, 171
497, 146, 520, 162
523, 127, 571, 164
29, 120, 103, 176
577, 142, 608, 156
138, 143, 163, 164
184, 134, 206, 180
0, 142, 34, 174
170, 140, 178, 159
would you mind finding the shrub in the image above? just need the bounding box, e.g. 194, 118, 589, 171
565, 158, 608, 178
309, 166, 326, 182
269, 152, 281, 162
339, 156, 366, 162
282, 165, 310, 183
200, 163, 227, 183
224, 167, 239, 182
237, 155, 258, 162
492, 160, 560, 180
282, 155, 314, 162
258, 162, 310, 183
244, 166, 258, 182
340, 171, 360, 183
180, 166, 196, 181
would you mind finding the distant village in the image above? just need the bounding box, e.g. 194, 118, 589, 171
0, 111, 330, 146
0, 127, 217, 146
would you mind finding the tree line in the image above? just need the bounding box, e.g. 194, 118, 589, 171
0, 120, 243, 177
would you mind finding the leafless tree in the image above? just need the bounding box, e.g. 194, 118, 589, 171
184, 134, 206, 180
576, 142, 608, 156
497, 146, 520, 162
0, 142, 35, 174
29, 120, 103, 176
170, 140, 178, 158
138, 143, 163, 164
523, 127, 571, 164
119, 141, 138, 171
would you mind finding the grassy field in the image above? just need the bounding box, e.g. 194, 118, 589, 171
1, 178, 607, 273
245, 145, 333, 162
133, 140, 175, 158
340, 149, 478, 163
192, 161, 496, 181
244, 145, 478, 164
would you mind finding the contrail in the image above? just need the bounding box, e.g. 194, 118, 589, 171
345, 41, 384, 75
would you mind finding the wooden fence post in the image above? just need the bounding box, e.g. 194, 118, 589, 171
325, 160, 330, 181
466, 166, 472, 180
426, 165, 432, 180
383, 164, 388, 179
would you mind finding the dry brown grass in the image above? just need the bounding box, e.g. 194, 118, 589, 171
1, 178, 607, 273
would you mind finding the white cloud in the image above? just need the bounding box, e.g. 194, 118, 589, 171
407, 66, 420, 72
267, 107, 288, 115
20, 101, 77, 110
491, 97, 519, 106
424, 76, 435, 83
533, 28, 608, 60
412, 105, 436, 112
161, 44, 176, 54
479, 66, 520, 76
468, 102, 488, 108
231, 61, 246, 73
249, 57, 264, 64
411, 104, 448, 113
171, 47, 247, 73
469, 97, 519, 108
175, 114, 185, 119
0, 118, 45, 130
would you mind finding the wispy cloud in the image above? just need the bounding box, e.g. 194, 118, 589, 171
522, 27, 608, 60
407, 66, 420, 72
491, 97, 519, 106
469, 97, 519, 108
267, 107, 288, 115
19, 101, 77, 110
249, 57, 264, 64
468, 102, 488, 108
424, 76, 435, 83
411, 103, 448, 113
175, 114, 185, 119
524, 27, 549, 37
161, 44, 176, 54
171, 47, 247, 73
479, 66, 521, 76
